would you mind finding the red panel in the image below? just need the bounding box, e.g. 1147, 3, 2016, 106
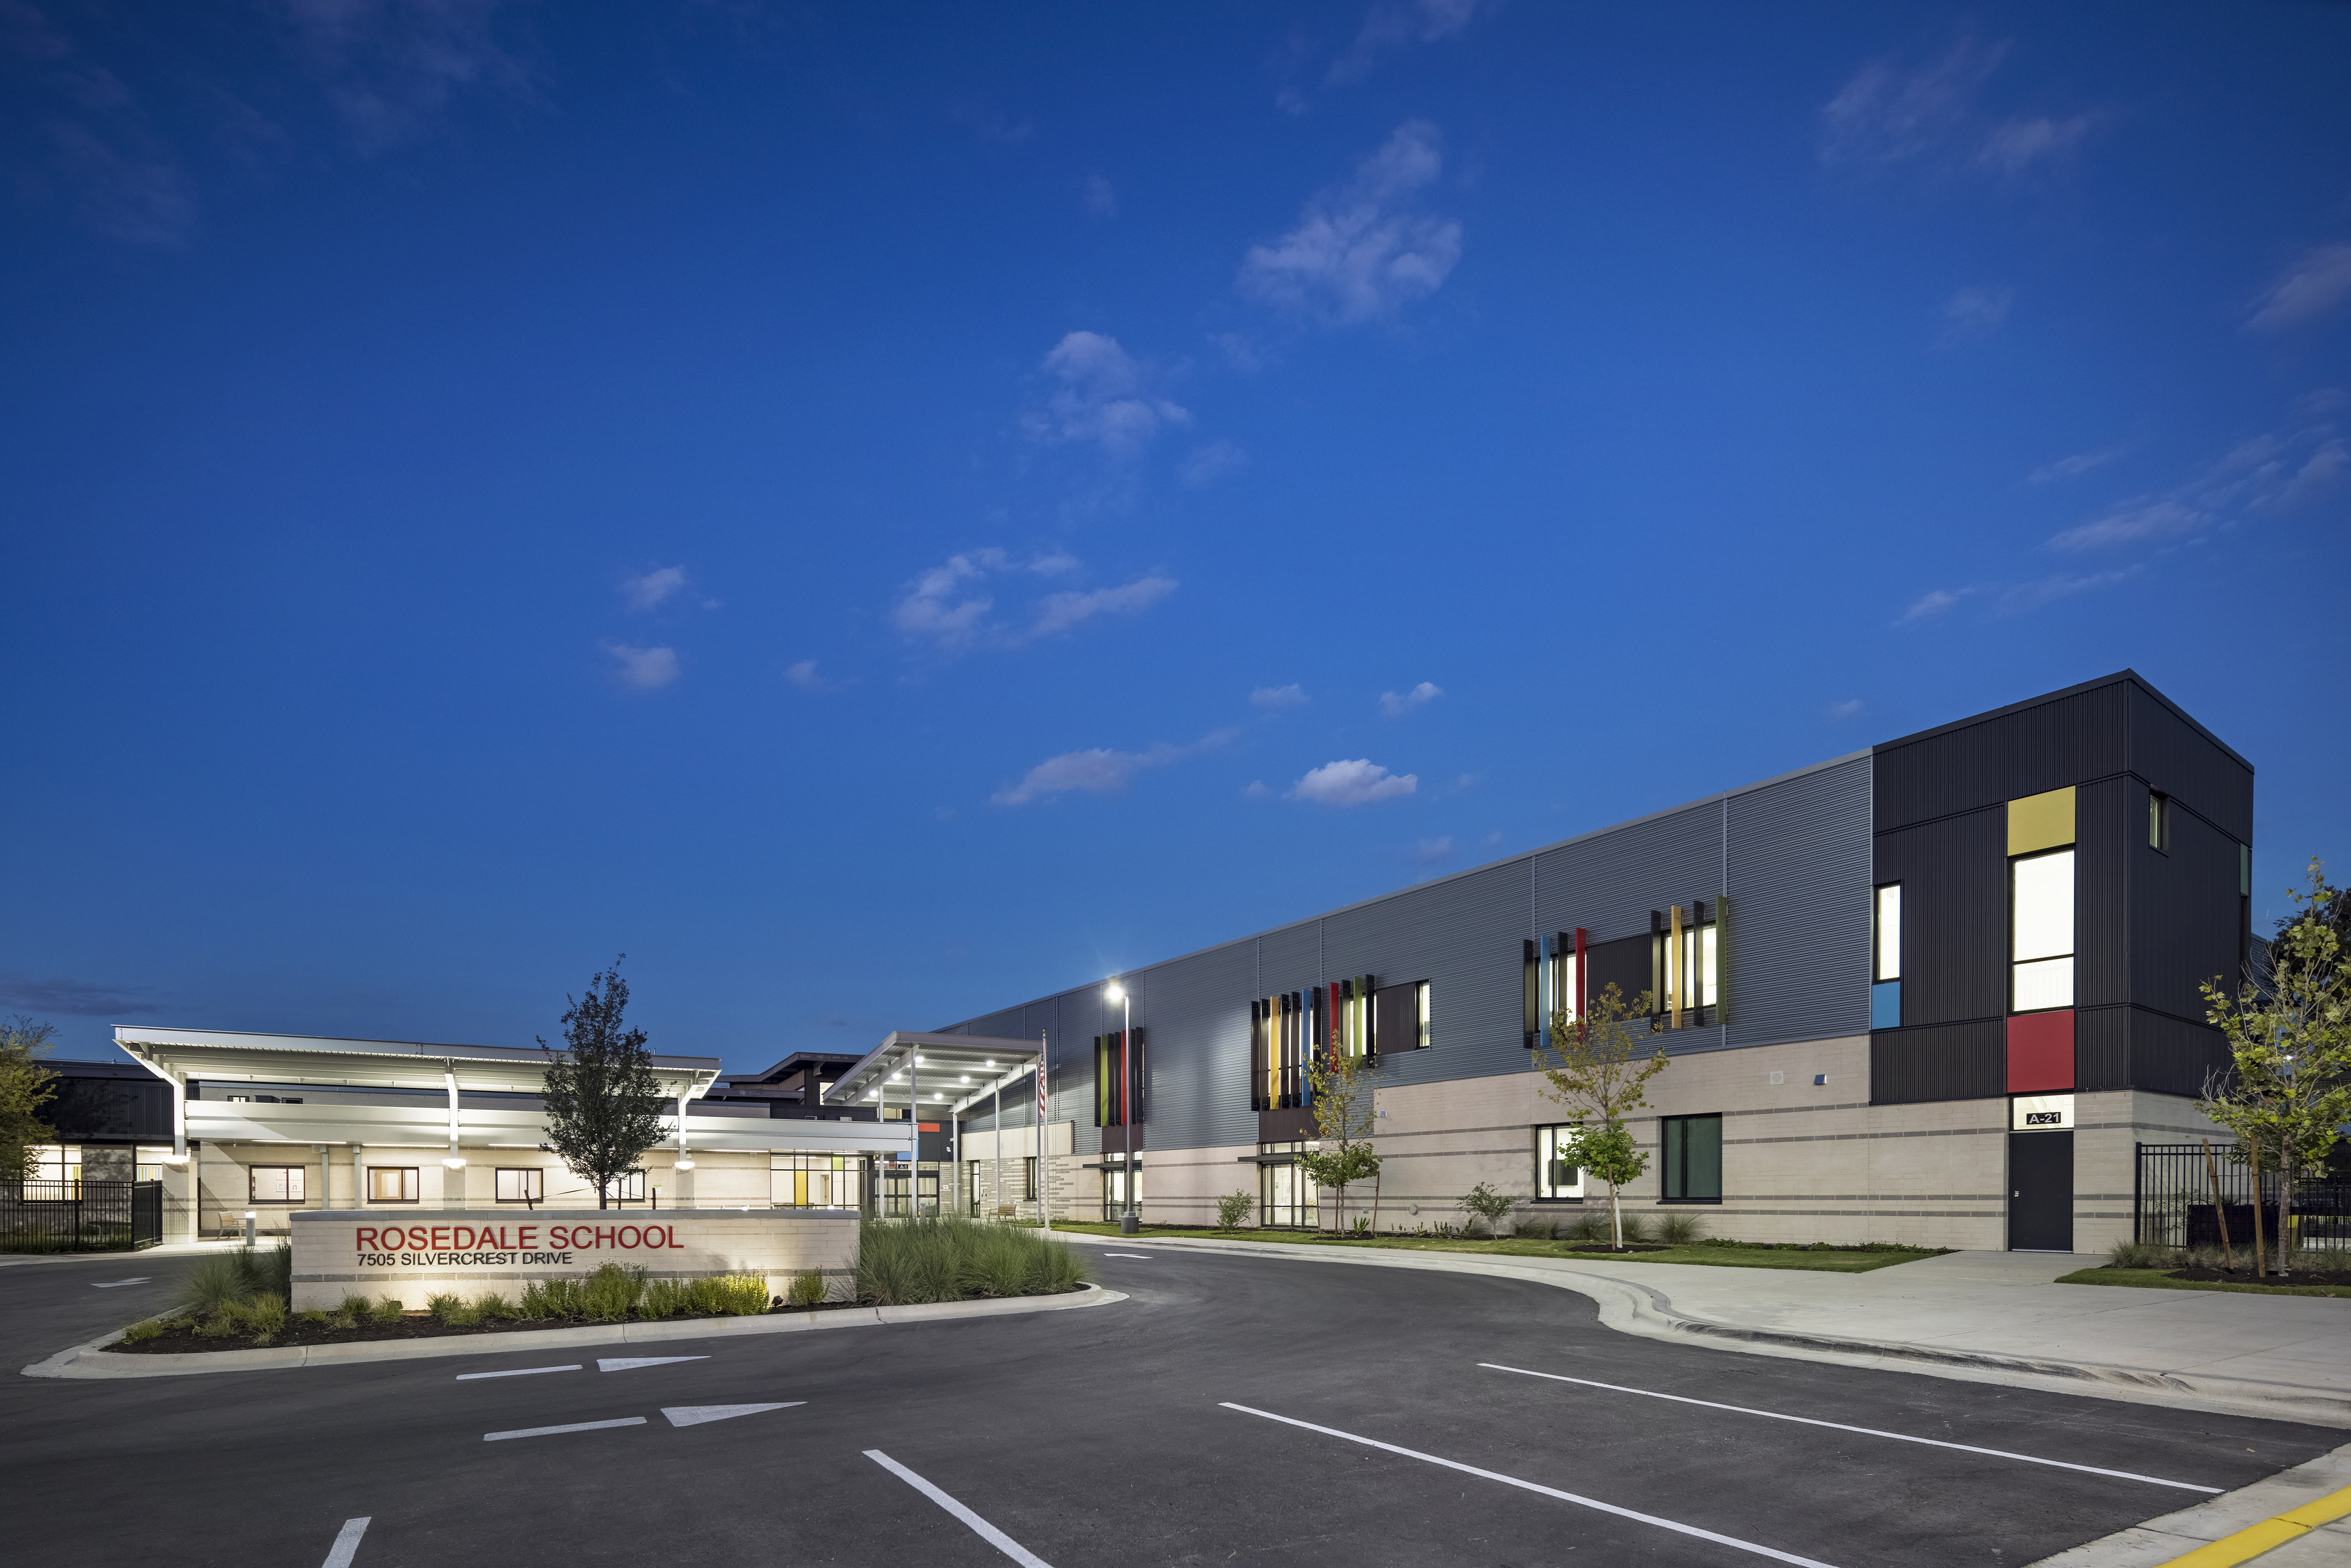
2006, 1010, 2075, 1093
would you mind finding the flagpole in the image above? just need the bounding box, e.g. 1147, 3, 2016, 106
1037, 1029, 1050, 1234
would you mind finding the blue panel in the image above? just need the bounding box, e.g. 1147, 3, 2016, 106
1871, 980, 1902, 1030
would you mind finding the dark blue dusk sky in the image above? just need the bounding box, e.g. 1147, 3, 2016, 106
5, 3, 2347, 1069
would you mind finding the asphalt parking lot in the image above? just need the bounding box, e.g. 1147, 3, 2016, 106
4, 1244, 2340, 1567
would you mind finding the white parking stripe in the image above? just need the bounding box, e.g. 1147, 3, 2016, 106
483, 1417, 647, 1442
864, 1450, 1056, 1568
1478, 1363, 2221, 1494
320, 1517, 370, 1567
93, 1277, 152, 1288
599, 1356, 710, 1371
1221, 1402, 1839, 1568
1101, 1252, 1152, 1259
455, 1364, 581, 1381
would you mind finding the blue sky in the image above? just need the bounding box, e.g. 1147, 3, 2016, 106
4, 2, 2346, 1069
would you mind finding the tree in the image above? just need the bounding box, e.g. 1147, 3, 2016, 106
537, 959, 670, 1210
1461, 1180, 1515, 1235
2201, 860, 2351, 1277
0, 1016, 61, 1183
1297, 1033, 1381, 1235
1536, 983, 1669, 1250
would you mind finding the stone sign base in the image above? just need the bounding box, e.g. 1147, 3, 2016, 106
289, 1208, 858, 1312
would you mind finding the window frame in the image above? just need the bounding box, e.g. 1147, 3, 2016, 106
2149, 791, 2171, 853
2010, 846, 2076, 1014
1658, 1113, 1724, 1204
366, 1165, 420, 1204
493, 1167, 544, 1204
247, 1163, 306, 1204
1532, 1123, 1586, 1203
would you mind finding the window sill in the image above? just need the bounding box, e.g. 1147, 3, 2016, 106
1656, 1198, 1723, 1205
1530, 1198, 1587, 1205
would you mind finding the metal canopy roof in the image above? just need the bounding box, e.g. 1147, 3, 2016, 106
115, 1026, 721, 1099
821, 1032, 1039, 1117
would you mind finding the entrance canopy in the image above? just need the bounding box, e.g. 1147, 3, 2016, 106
821, 1032, 1040, 1119
117, 1026, 721, 1099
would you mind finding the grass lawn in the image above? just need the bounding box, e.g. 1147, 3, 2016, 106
1040, 1221, 1943, 1274
2057, 1266, 2351, 1300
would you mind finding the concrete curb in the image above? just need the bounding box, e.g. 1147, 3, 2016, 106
1069, 1235, 2351, 1428
20, 1282, 1126, 1380
2025, 1440, 2351, 1567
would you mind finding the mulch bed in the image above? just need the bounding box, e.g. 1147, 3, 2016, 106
115, 1302, 860, 1356
2163, 1265, 2351, 1288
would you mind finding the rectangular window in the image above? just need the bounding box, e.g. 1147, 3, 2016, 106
1257, 1143, 1318, 1228
1651, 903, 1720, 1028
1871, 883, 1902, 1029
1373, 980, 1430, 1054
494, 1168, 544, 1203
2149, 792, 2170, 851
1534, 1125, 1585, 1201
610, 1170, 645, 1203
1023, 1155, 1038, 1202
249, 1165, 305, 1203
1660, 1114, 1723, 1203
366, 1166, 419, 1203
1523, 939, 1540, 1048
1101, 1154, 1139, 1222
2012, 848, 2075, 1012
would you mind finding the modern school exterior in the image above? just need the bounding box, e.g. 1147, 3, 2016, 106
918, 672, 2253, 1254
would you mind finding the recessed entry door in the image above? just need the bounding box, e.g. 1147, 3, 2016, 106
2007, 1130, 2073, 1252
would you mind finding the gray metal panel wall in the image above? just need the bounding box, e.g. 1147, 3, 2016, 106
1255, 920, 1325, 998
1531, 801, 1727, 1059
1126, 938, 1256, 1153
1723, 756, 1872, 1049
1870, 1020, 2004, 1103
2076, 1005, 2127, 1091
1875, 680, 2132, 831
2128, 682, 2253, 845
2119, 1006, 2232, 1099
1873, 807, 2007, 1027
1326, 857, 1531, 1091
2077, 775, 2132, 1012
2136, 793, 2247, 1018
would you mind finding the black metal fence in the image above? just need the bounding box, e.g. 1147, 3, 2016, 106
0, 1179, 164, 1252
2135, 1143, 2351, 1253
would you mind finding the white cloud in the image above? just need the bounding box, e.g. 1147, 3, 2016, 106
1030, 575, 1179, 638
992, 728, 1237, 806
279, 0, 534, 155
1180, 440, 1248, 486
1023, 331, 1190, 462
2283, 440, 2347, 505
1827, 699, 1864, 721
1379, 680, 1442, 717
1291, 758, 1418, 806
1410, 835, 1456, 863
893, 549, 1006, 650
2048, 499, 2205, 553
2249, 244, 2351, 333
1899, 588, 1969, 625
1237, 120, 1462, 326
1938, 286, 2012, 343
621, 564, 689, 611
603, 641, 679, 690
2028, 445, 2125, 484
784, 660, 826, 691
1993, 568, 2144, 617
1327, 0, 1484, 85
1083, 173, 1117, 219
1250, 684, 1309, 710
1243, 780, 1275, 799
1820, 36, 2091, 178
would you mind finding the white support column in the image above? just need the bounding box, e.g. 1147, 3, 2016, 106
442, 1069, 466, 1209
673, 1091, 695, 1208
349, 1143, 365, 1209
314, 1145, 332, 1211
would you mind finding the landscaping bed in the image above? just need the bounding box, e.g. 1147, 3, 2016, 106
1043, 1221, 1945, 1273
2059, 1264, 2351, 1299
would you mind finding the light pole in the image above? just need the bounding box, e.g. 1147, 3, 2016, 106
1106, 981, 1137, 1234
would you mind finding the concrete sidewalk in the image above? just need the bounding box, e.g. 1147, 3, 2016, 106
1066, 1235, 2351, 1427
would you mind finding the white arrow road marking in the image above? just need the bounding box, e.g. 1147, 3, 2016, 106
662, 1403, 802, 1428
599, 1356, 710, 1372
484, 1418, 647, 1442
456, 1364, 581, 1381
1101, 1253, 1151, 1259
319, 1516, 370, 1567
1221, 1403, 1840, 1568
865, 1450, 1055, 1568
93, 1278, 152, 1288
1477, 1364, 2222, 1493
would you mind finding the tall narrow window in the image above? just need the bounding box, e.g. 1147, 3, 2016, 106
2012, 848, 2075, 1012
2149, 792, 2170, 851
1872, 883, 1902, 1029
1660, 1113, 1723, 1202
1650, 903, 1720, 1027
1534, 1124, 1584, 1200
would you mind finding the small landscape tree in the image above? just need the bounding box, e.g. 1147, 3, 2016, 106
1461, 1180, 1515, 1235
1536, 983, 1668, 1250
2200, 860, 2351, 1277
1215, 1190, 1256, 1231
538, 959, 670, 1210
0, 1016, 61, 1183
1297, 1034, 1381, 1235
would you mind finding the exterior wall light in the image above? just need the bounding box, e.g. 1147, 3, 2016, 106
675, 1158, 696, 1171
442, 1156, 467, 1169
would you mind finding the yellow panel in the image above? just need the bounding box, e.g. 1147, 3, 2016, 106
794, 1170, 807, 1207
2008, 786, 2077, 856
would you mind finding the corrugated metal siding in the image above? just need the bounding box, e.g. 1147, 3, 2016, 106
1725, 756, 1872, 1049
1875, 680, 2132, 831
1532, 804, 1722, 949
1127, 938, 1255, 1153
2124, 1006, 2233, 1098
2076, 1005, 2128, 1091
1874, 808, 2006, 1027
2129, 683, 2253, 844
1870, 1020, 2004, 1103
1256, 920, 1324, 997
1326, 857, 1530, 1092
2136, 801, 2246, 1019
2077, 775, 2132, 1011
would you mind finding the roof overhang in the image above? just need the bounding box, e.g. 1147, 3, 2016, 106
821, 1032, 1039, 1118
115, 1026, 722, 1099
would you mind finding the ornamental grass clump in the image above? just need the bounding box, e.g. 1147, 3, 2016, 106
856, 1216, 1088, 1306
577, 1263, 647, 1322
786, 1269, 827, 1308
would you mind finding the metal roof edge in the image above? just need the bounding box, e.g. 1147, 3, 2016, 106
112, 1026, 720, 1072
1869, 670, 2253, 773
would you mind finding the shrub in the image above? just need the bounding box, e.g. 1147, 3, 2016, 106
857, 1217, 1089, 1305
1568, 1213, 1610, 1243
578, 1264, 647, 1322
1615, 1213, 1650, 1244
2109, 1239, 2176, 1270
1516, 1215, 1557, 1240
640, 1279, 690, 1319
1462, 1181, 1516, 1232
175, 1255, 258, 1318
299, 1310, 329, 1325
1215, 1190, 1256, 1230
425, 1292, 465, 1322
712, 1274, 771, 1314
244, 1295, 287, 1344
118, 1318, 165, 1344
1657, 1212, 1705, 1245
334, 1292, 373, 1328
472, 1292, 515, 1320
372, 1297, 404, 1324
787, 1269, 828, 1308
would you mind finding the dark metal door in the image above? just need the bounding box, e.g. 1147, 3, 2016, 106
2008, 1131, 2074, 1252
